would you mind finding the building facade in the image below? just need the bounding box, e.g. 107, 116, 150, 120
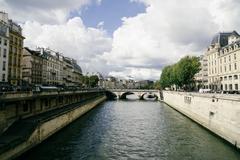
8, 20, 24, 85
62, 57, 83, 86
206, 31, 240, 92
21, 47, 43, 85
195, 55, 208, 89
38, 48, 63, 85
0, 12, 9, 83
36, 47, 82, 86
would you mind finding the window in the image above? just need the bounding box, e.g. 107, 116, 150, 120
224, 76, 227, 81
224, 57, 226, 63
4, 39, 7, 46
229, 76, 232, 80
234, 54, 237, 60
2, 61, 6, 71
225, 84, 228, 90
3, 49, 6, 58
15, 37, 17, 45
229, 55, 231, 62
2, 74, 5, 82
224, 66, 227, 72
234, 75, 238, 80
235, 84, 238, 90
0, 37, 1, 44
235, 63, 237, 70
229, 84, 233, 90
229, 64, 231, 71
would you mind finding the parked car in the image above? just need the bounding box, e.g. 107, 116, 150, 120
199, 88, 211, 93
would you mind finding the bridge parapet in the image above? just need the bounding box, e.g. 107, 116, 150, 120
0, 90, 105, 102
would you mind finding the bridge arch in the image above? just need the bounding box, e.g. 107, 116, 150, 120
119, 92, 135, 99
107, 89, 160, 101
139, 92, 159, 101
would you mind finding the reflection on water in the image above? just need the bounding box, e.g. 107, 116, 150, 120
18, 100, 240, 160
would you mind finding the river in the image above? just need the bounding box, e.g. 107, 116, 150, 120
18, 98, 240, 160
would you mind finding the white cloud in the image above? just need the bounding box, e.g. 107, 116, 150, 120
2, 0, 240, 80
109, 68, 161, 80
22, 17, 112, 73
0, 0, 97, 24
104, 0, 240, 80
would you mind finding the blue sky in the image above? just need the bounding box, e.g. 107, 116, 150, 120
71, 0, 146, 35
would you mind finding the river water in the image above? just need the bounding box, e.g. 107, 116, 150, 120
18, 98, 240, 160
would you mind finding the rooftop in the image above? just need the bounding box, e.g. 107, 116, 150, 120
211, 31, 240, 47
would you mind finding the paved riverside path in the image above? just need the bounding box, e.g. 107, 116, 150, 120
0, 96, 103, 154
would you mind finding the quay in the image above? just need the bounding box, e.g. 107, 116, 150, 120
162, 91, 240, 149
0, 90, 107, 160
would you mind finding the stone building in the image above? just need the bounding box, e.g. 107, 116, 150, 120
21, 47, 43, 85
38, 48, 63, 85
8, 20, 24, 85
72, 59, 82, 86
63, 57, 74, 86
195, 55, 208, 89
62, 57, 82, 86
0, 12, 9, 83
206, 31, 240, 92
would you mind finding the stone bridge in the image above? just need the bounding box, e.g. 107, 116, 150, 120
106, 89, 160, 100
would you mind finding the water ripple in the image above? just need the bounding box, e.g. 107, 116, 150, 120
18, 101, 240, 160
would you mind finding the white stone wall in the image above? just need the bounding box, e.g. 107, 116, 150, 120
163, 91, 240, 148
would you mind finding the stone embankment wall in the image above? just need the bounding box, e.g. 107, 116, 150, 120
0, 96, 106, 160
162, 91, 240, 148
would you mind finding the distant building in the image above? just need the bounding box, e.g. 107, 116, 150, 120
38, 47, 83, 86
0, 12, 9, 83
22, 47, 43, 85
71, 59, 82, 86
38, 48, 63, 85
8, 19, 25, 85
195, 55, 208, 89
21, 47, 83, 86
206, 31, 240, 92
62, 57, 82, 86
138, 80, 154, 88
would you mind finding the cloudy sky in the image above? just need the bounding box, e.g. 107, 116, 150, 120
1, 0, 240, 80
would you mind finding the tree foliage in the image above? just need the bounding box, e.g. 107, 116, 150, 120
160, 56, 201, 90
81, 75, 99, 88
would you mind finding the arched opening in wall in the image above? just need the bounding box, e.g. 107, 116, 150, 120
140, 93, 158, 101
105, 91, 117, 100
120, 92, 138, 100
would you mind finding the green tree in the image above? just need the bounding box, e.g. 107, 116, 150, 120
89, 75, 99, 88
153, 80, 161, 89
159, 65, 172, 89
160, 56, 201, 91
177, 56, 201, 89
